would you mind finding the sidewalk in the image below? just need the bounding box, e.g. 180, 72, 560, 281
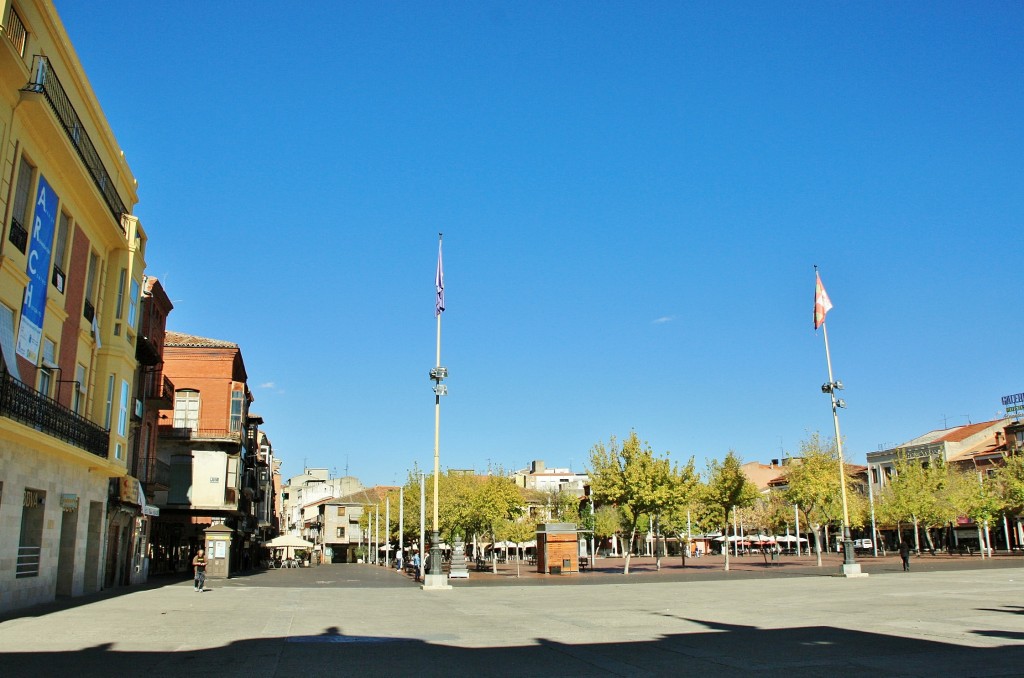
390, 549, 1024, 584
2, 558, 1024, 677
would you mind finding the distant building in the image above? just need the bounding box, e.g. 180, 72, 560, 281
866, 418, 1013, 490
514, 460, 589, 496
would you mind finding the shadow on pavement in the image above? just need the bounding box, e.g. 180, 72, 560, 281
3, 616, 1023, 677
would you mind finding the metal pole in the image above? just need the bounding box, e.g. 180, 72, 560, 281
419, 473, 426, 580
428, 233, 445, 584
821, 319, 855, 568
399, 486, 404, 571
385, 496, 391, 569
868, 463, 878, 557
794, 505, 801, 557
374, 506, 379, 565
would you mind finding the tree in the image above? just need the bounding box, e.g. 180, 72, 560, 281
589, 431, 690, 574
593, 505, 624, 555
704, 450, 758, 571
471, 474, 524, 573
782, 434, 851, 566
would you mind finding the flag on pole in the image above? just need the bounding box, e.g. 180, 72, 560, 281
813, 271, 832, 329
435, 237, 445, 317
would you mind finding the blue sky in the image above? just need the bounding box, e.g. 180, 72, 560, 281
55, 2, 1022, 485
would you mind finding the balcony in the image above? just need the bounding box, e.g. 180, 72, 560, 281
158, 425, 241, 443
21, 56, 127, 230
0, 371, 109, 458
143, 373, 174, 407
137, 457, 170, 491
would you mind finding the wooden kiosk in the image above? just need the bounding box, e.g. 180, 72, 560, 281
536, 522, 580, 575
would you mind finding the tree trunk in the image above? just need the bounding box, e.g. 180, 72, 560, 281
813, 523, 823, 567
623, 528, 636, 574
680, 534, 687, 568
724, 522, 731, 572
923, 527, 935, 554
913, 516, 921, 553
654, 516, 662, 571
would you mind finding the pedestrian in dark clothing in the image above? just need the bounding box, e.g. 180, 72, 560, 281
899, 541, 911, 571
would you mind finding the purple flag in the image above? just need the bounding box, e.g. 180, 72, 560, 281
435, 237, 445, 316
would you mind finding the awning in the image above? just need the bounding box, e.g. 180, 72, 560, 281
0, 304, 21, 380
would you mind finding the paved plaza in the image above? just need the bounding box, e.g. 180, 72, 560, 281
2, 556, 1024, 677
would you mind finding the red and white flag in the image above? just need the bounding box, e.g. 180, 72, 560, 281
814, 272, 832, 329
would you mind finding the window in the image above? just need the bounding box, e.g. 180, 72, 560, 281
115, 442, 123, 461
127, 278, 140, 331
117, 379, 129, 437
229, 389, 244, 432
8, 155, 34, 253
83, 251, 99, 322
72, 363, 86, 414
103, 374, 115, 429
38, 338, 56, 397
51, 213, 70, 293
336, 527, 345, 538
5, 6, 29, 57
115, 269, 126, 319
336, 506, 346, 517
17, 489, 45, 578
173, 389, 200, 432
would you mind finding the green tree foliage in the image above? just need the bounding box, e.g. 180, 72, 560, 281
703, 450, 758, 571
593, 504, 624, 554
781, 434, 854, 566
589, 431, 694, 574
472, 474, 525, 572
996, 454, 1024, 514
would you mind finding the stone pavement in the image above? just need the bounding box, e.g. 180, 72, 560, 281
2, 556, 1024, 677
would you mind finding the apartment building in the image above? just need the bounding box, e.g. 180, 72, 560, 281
149, 331, 261, 574
0, 1, 145, 611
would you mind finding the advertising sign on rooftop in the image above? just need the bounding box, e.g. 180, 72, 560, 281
1001, 392, 1024, 417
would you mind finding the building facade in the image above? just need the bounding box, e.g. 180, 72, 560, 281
0, 0, 145, 612
149, 332, 260, 574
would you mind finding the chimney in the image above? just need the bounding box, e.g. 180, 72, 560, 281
531, 460, 545, 474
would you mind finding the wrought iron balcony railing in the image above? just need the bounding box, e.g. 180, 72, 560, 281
157, 425, 241, 442
0, 371, 109, 458
137, 457, 170, 489
4, 6, 28, 57
21, 56, 127, 231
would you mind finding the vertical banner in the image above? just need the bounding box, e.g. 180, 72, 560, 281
16, 174, 58, 363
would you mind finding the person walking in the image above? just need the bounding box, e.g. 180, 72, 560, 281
193, 548, 207, 591
899, 540, 911, 572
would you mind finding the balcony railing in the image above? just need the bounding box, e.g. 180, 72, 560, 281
21, 56, 127, 230
157, 425, 241, 442
5, 6, 28, 57
143, 372, 174, 404
0, 371, 109, 458
137, 457, 170, 489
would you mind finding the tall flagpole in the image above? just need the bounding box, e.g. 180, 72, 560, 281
815, 266, 864, 577
425, 233, 450, 589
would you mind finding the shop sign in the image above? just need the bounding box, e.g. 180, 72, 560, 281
119, 477, 141, 506
60, 493, 79, 511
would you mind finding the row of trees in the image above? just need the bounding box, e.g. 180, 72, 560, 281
356, 431, 1024, 575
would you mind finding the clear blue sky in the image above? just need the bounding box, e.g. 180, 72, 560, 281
55, 2, 1023, 485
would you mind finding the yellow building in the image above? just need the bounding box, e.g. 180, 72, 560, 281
0, 0, 145, 611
